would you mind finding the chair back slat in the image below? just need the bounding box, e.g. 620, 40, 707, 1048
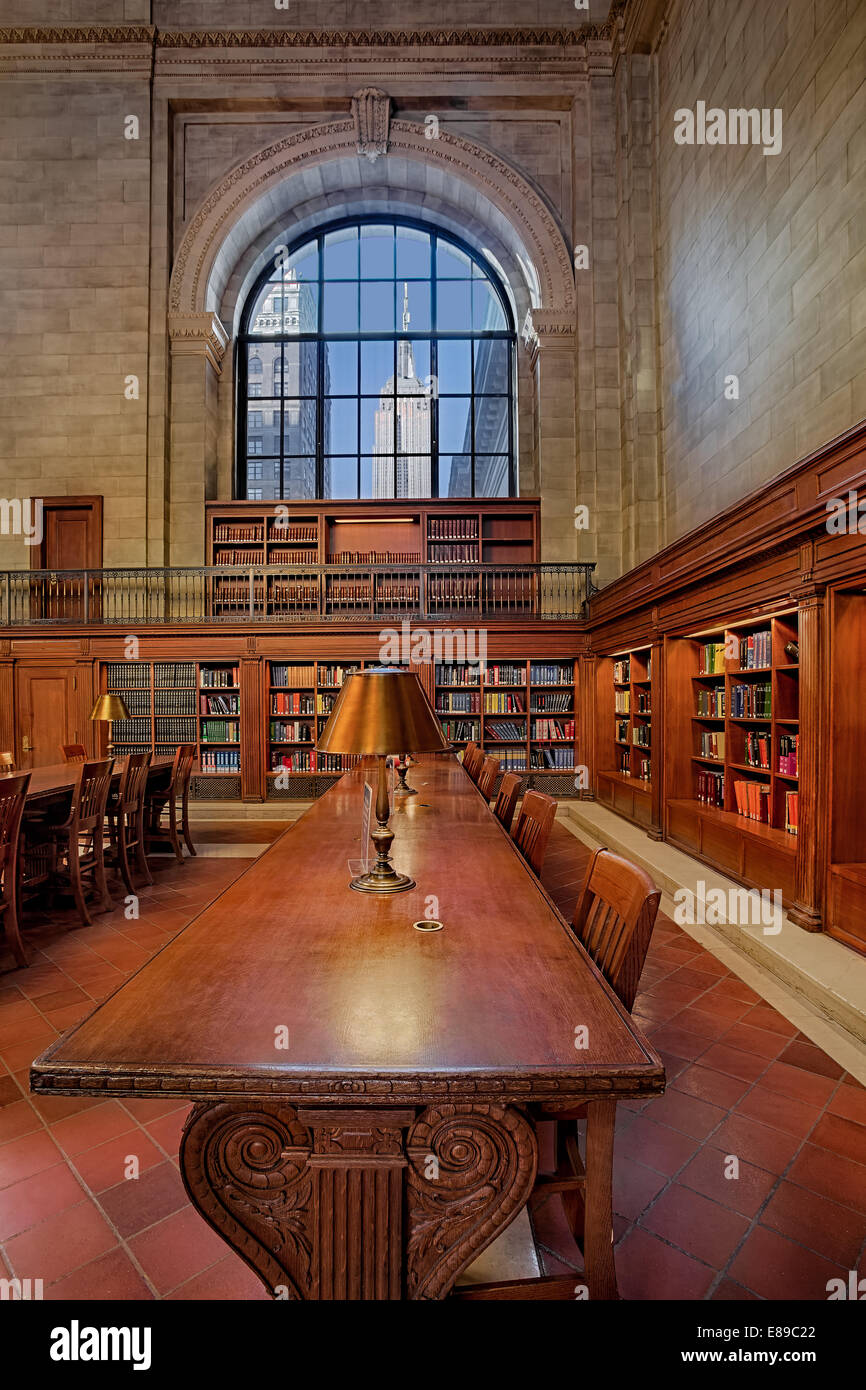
0, 773, 30, 878
61, 743, 87, 763
512, 789, 557, 876
72, 759, 115, 833
462, 742, 483, 783
119, 751, 151, 813
492, 772, 521, 833
169, 743, 196, 798
571, 848, 661, 1010
476, 755, 500, 802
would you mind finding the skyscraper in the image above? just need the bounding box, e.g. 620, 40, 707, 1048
372, 284, 431, 497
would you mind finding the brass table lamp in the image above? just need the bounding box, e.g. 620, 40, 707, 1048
317, 666, 448, 894
90, 692, 130, 758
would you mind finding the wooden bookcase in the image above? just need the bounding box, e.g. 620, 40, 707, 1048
596, 646, 655, 829
664, 612, 799, 902
104, 660, 242, 788
435, 658, 577, 780
267, 659, 364, 781
826, 588, 866, 953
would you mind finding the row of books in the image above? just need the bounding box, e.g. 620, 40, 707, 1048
486, 721, 525, 742
485, 692, 524, 713
271, 664, 317, 687
485, 746, 527, 771
744, 730, 771, 768
271, 692, 315, 716
155, 691, 197, 716
270, 720, 314, 743
378, 582, 420, 604
613, 659, 630, 684
437, 691, 480, 712
696, 689, 725, 716
485, 664, 526, 686
636, 756, 651, 781
429, 518, 479, 539
733, 779, 771, 823
615, 692, 630, 713
530, 664, 574, 686
700, 730, 725, 759
330, 551, 420, 565
532, 719, 575, 742
328, 581, 372, 602
530, 748, 574, 768
318, 695, 336, 715
270, 551, 317, 567
698, 641, 726, 675
635, 693, 651, 714
214, 523, 264, 542
201, 750, 240, 772
106, 662, 150, 688
697, 768, 725, 806
739, 630, 771, 669
435, 663, 481, 687
632, 724, 650, 748
441, 719, 481, 742
270, 752, 360, 772
319, 664, 360, 687
201, 666, 240, 688
616, 719, 629, 742
427, 545, 480, 564
779, 734, 799, 776
269, 523, 317, 542
111, 719, 151, 740
214, 549, 267, 566
200, 694, 239, 715
155, 663, 196, 687
111, 689, 150, 716
731, 682, 771, 718
201, 720, 239, 744
531, 691, 572, 712
617, 750, 630, 774
155, 718, 197, 742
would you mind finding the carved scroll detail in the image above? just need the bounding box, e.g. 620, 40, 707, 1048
351, 87, 391, 161
405, 1103, 537, 1299
180, 1101, 313, 1299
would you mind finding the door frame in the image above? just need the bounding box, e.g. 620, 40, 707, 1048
29, 495, 104, 571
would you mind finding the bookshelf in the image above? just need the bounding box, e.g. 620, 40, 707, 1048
434, 658, 577, 781
596, 646, 655, 830
103, 660, 243, 784
267, 660, 363, 784
827, 589, 866, 952
665, 612, 799, 901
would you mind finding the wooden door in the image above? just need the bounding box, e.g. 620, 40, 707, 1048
15, 666, 79, 769
30, 496, 103, 621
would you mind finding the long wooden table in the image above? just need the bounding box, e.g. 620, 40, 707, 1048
17, 756, 174, 808
31, 755, 664, 1300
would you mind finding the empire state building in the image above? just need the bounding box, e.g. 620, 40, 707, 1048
372, 284, 431, 497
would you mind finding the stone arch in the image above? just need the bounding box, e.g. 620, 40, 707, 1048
168, 119, 575, 320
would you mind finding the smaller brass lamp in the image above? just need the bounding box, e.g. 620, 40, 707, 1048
90, 693, 130, 758
317, 667, 448, 894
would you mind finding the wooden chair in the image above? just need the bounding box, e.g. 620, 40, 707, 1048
61, 743, 87, 763
146, 744, 196, 863
0, 752, 15, 774
0, 773, 31, 968
460, 850, 661, 1301
462, 743, 483, 784
31, 759, 114, 927
108, 752, 152, 894
475, 754, 500, 802
492, 772, 521, 833
512, 789, 557, 876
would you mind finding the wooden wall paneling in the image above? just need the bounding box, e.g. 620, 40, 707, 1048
0, 659, 15, 761
648, 638, 664, 840
240, 656, 264, 801
578, 652, 596, 796
788, 588, 827, 931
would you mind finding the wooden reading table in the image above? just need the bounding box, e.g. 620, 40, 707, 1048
31, 755, 664, 1300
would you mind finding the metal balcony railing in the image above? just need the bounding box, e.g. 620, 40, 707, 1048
0, 564, 596, 626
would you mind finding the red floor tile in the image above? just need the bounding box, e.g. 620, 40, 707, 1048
0, 1162, 86, 1241
46, 1247, 154, 1301
760, 1060, 841, 1107
708, 1112, 802, 1175
642, 1088, 727, 1141
678, 1144, 777, 1218
778, 1039, 845, 1080
167, 1255, 271, 1301
672, 1063, 752, 1110
618, 1115, 701, 1177
787, 1144, 866, 1215
699, 1042, 769, 1084
734, 1083, 823, 1139
829, 1082, 866, 1128
5, 1198, 117, 1284
711, 1278, 760, 1299
808, 1111, 866, 1164
71, 1130, 164, 1194
0, 1129, 62, 1188
617, 1227, 715, 1300
0, 1100, 42, 1145
760, 1180, 866, 1266
640, 1183, 750, 1267
48, 1101, 138, 1157
128, 1205, 229, 1295
728, 1225, 847, 1301
96, 1161, 188, 1238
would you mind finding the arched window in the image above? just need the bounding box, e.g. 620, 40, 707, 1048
237, 217, 516, 500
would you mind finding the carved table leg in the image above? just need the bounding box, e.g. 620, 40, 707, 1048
583, 1097, 618, 1300
180, 1100, 538, 1300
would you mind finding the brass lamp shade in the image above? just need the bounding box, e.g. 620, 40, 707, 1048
317, 668, 447, 895
90, 694, 130, 723
317, 667, 448, 756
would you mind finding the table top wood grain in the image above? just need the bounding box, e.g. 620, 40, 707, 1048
16, 756, 174, 803
31, 756, 664, 1108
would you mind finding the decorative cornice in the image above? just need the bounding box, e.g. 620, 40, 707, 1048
167, 312, 229, 373
0, 26, 154, 44
155, 27, 614, 49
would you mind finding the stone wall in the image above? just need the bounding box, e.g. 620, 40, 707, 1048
655, 0, 866, 544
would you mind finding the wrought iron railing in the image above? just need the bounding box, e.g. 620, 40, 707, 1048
0, 564, 596, 626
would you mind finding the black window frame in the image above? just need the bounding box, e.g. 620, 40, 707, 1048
235, 215, 517, 501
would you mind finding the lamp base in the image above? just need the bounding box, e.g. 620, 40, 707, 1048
350, 868, 416, 895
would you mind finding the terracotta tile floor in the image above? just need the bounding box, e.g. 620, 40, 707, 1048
0, 816, 863, 1300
